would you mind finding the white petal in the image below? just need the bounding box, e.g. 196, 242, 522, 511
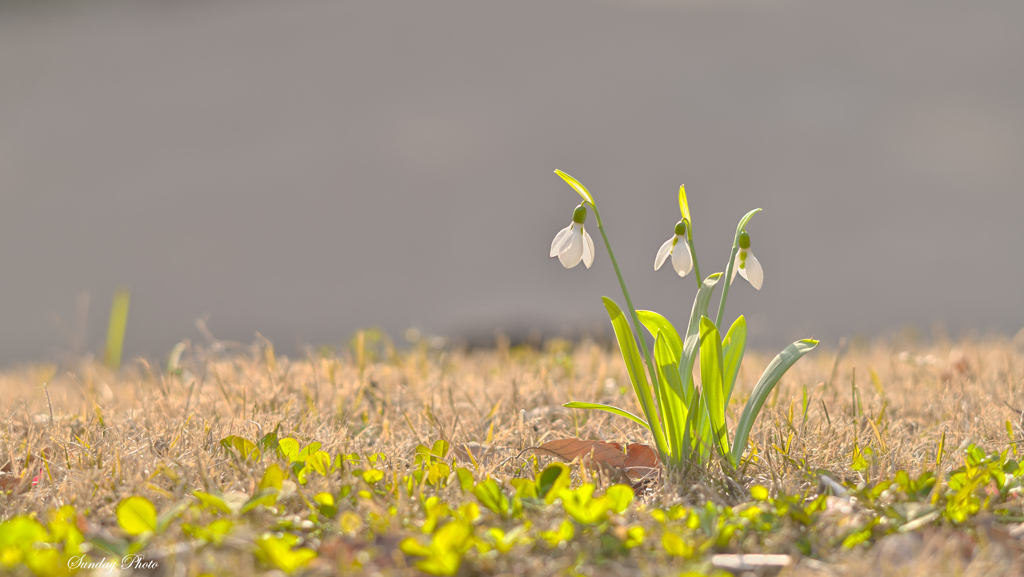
654, 237, 674, 271
550, 224, 573, 257
582, 228, 595, 269
557, 227, 584, 268
742, 251, 763, 290
730, 252, 741, 285
671, 240, 693, 277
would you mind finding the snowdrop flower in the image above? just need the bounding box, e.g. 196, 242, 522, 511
730, 231, 763, 290
550, 204, 595, 269
654, 220, 693, 277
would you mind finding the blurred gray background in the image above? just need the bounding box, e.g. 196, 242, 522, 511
2, 0, 1022, 366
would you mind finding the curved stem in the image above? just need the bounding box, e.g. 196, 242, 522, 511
715, 245, 738, 328
589, 203, 668, 459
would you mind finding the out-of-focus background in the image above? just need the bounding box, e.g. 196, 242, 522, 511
1, 0, 1022, 366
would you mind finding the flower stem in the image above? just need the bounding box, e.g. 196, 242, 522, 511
717, 208, 761, 329
715, 245, 738, 328
589, 203, 668, 458
687, 234, 702, 288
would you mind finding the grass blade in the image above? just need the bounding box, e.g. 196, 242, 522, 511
105, 289, 131, 370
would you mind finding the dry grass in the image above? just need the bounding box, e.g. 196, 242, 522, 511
2, 331, 1024, 575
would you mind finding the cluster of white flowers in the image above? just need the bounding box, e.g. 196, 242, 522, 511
550, 205, 762, 290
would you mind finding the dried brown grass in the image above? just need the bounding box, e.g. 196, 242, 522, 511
1, 332, 1023, 575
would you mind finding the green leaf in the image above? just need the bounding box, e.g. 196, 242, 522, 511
540, 519, 574, 547
256, 534, 317, 574
653, 333, 685, 461
277, 438, 301, 461
407, 521, 474, 576
662, 531, 694, 558
722, 316, 747, 406
431, 439, 451, 459
750, 485, 769, 501
260, 463, 286, 491
678, 185, 691, 224
604, 484, 635, 513
455, 468, 475, 492
602, 296, 668, 457
554, 169, 595, 206
562, 402, 650, 430
537, 463, 571, 504
699, 317, 729, 459
117, 496, 157, 536
473, 479, 510, 517
638, 309, 685, 460
679, 274, 722, 405
735, 208, 762, 236
193, 491, 232, 514
240, 488, 279, 514
307, 451, 331, 476
362, 469, 384, 484
731, 339, 819, 466
0, 516, 48, 548
637, 310, 682, 360
222, 435, 261, 462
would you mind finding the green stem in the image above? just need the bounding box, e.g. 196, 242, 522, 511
686, 233, 702, 288
589, 203, 668, 460
715, 245, 739, 329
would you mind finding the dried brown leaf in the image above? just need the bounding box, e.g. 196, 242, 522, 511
623, 443, 660, 480
530, 438, 625, 468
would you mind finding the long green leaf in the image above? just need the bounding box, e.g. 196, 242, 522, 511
602, 297, 668, 457
678, 273, 722, 404
677, 274, 722, 464
654, 333, 686, 461
699, 317, 729, 458
637, 310, 682, 361
730, 339, 819, 466
554, 169, 596, 206
638, 310, 685, 460
562, 402, 650, 430
722, 315, 747, 406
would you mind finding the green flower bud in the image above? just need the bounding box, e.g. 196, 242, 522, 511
572, 205, 588, 224
674, 220, 687, 237
738, 231, 751, 249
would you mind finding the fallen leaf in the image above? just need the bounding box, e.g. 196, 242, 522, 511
623, 444, 659, 480
0, 472, 33, 495
530, 438, 625, 468
451, 442, 494, 464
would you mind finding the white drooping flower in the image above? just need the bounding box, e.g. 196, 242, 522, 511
730, 231, 763, 290
654, 220, 693, 277
549, 204, 595, 269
